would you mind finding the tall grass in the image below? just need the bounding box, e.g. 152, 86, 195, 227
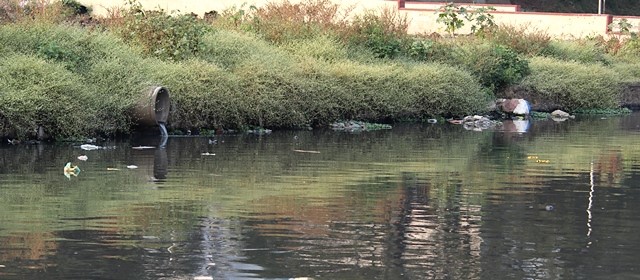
110, 3, 211, 61
0, 22, 143, 73
0, 53, 94, 138
281, 34, 349, 62
148, 60, 246, 130
484, 24, 551, 56
542, 40, 609, 64
213, 0, 350, 44
518, 57, 621, 111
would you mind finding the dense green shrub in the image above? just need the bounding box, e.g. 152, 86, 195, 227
198, 29, 284, 69
0, 54, 95, 139
400, 62, 492, 117
282, 34, 349, 62
0, 22, 143, 73
406, 38, 456, 62
542, 40, 609, 64
615, 36, 640, 62
484, 24, 551, 56
113, 2, 210, 61
611, 62, 640, 83
519, 57, 621, 111
214, 0, 347, 44
83, 56, 161, 134
294, 60, 490, 121
148, 60, 245, 130
347, 8, 410, 59
0, 22, 168, 136
233, 55, 309, 127
447, 43, 530, 91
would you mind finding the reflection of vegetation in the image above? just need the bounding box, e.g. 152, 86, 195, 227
1, 116, 640, 268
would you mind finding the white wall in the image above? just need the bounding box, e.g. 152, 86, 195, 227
78, 0, 636, 39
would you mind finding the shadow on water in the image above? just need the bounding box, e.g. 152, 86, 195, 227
2, 114, 640, 279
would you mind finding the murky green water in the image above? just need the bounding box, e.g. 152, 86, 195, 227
2, 114, 640, 279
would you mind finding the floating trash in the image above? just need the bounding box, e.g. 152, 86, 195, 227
127, 165, 138, 169
80, 144, 101, 151
201, 152, 216, 156
132, 146, 155, 150
293, 149, 320, 154
77, 155, 88, 161
63, 162, 81, 179
107, 168, 120, 171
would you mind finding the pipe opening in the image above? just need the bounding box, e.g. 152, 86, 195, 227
154, 87, 170, 124
134, 86, 171, 127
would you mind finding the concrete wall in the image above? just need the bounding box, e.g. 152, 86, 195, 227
78, 0, 638, 39
612, 16, 640, 33
78, 0, 395, 17
403, 2, 520, 12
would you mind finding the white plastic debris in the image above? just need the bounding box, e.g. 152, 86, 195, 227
80, 144, 100, 151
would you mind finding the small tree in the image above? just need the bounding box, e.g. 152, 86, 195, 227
436, 3, 495, 36
466, 6, 496, 36
436, 3, 466, 36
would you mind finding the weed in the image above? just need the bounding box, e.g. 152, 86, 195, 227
484, 24, 551, 55
436, 3, 495, 36
520, 57, 621, 111
111, 0, 210, 61
436, 3, 466, 35
347, 7, 410, 58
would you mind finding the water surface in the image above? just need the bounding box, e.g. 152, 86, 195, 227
1, 114, 640, 279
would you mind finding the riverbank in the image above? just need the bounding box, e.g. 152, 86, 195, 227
1, 0, 639, 140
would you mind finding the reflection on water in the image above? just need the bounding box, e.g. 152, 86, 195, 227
2, 114, 640, 279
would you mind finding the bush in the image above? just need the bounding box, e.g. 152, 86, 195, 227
214, 0, 348, 44
83, 56, 161, 135
615, 35, 640, 62
112, 2, 210, 61
484, 24, 551, 56
295, 60, 490, 121
0, 0, 69, 24
198, 29, 286, 70
282, 34, 349, 62
610, 62, 640, 83
148, 59, 246, 130
0, 22, 144, 73
0, 54, 95, 139
401, 62, 492, 117
232, 54, 309, 127
447, 43, 530, 91
346, 8, 410, 59
542, 40, 609, 64
519, 57, 621, 111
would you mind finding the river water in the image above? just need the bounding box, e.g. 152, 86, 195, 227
1, 114, 640, 279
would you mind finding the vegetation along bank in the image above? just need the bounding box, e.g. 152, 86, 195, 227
1, 0, 639, 140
